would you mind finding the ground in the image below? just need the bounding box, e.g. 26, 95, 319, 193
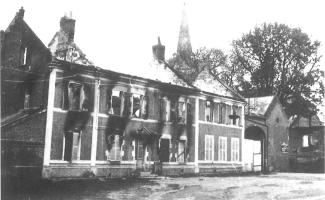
2, 173, 325, 200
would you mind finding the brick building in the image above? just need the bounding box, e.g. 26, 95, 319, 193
289, 115, 324, 173
244, 96, 290, 172
1, 8, 246, 179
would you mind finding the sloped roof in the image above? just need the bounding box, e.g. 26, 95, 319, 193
192, 69, 244, 100
246, 96, 275, 117
291, 115, 324, 128
1, 108, 46, 128
138, 59, 194, 88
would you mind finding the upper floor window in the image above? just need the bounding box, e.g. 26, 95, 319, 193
106, 90, 148, 119
67, 82, 91, 111
219, 103, 226, 124
22, 47, 28, 65
231, 105, 241, 126
111, 90, 122, 115
205, 101, 212, 122
170, 99, 177, 122
178, 100, 186, 123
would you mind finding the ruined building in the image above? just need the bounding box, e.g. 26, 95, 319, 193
1, 8, 247, 179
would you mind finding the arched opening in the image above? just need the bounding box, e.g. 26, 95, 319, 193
244, 126, 266, 173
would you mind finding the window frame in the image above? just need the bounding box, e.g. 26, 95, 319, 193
177, 140, 186, 162
231, 137, 240, 162
218, 136, 227, 161
205, 100, 212, 122
205, 135, 214, 161
177, 98, 187, 124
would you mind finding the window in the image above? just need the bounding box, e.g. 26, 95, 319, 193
63, 131, 81, 161
178, 100, 186, 123
140, 95, 148, 119
231, 105, 240, 126
22, 47, 27, 65
218, 137, 227, 161
205, 101, 211, 122
24, 90, 30, 109
133, 94, 141, 117
177, 140, 186, 162
170, 99, 177, 122
225, 104, 231, 124
107, 135, 121, 161
67, 82, 91, 111
231, 138, 239, 162
302, 135, 309, 147
205, 135, 214, 161
111, 90, 122, 115
302, 134, 319, 148
238, 106, 242, 126
219, 103, 225, 124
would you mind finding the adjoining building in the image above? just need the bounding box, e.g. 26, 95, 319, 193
289, 115, 324, 173
1, 8, 246, 179
244, 96, 290, 172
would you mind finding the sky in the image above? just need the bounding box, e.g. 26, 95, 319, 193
1, 0, 325, 117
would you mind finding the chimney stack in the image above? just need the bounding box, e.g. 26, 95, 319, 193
16, 7, 25, 20
152, 37, 165, 63
60, 14, 75, 43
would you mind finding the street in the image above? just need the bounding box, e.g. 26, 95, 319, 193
2, 173, 325, 200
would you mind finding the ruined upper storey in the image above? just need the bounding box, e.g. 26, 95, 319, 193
48, 14, 93, 66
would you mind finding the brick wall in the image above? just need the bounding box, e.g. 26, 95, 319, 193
198, 123, 242, 161
266, 103, 289, 171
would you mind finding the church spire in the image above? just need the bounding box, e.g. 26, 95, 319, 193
177, 2, 192, 55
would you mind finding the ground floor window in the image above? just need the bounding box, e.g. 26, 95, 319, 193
231, 138, 239, 162
63, 131, 81, 161
205, 135, 214, 161
106, 135, 121, 161
218, 137, 227, 161
177, 140, 186, 162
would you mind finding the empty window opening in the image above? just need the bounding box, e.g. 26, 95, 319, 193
63, 131, 81, 161
68, 82, 90, 111
133, 94, 141, 118
177, 140, 186, 162
106, 135, 121, 161
23, 47, 28, 65
111, 90, 122, 115
178, 101, 186, 123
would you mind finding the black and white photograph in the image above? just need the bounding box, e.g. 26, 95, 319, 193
1, 0, 324, 199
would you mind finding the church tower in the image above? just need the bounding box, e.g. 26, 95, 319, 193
177, 3, 192, 56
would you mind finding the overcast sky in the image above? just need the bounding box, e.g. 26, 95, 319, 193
1, 0, 324, 73
1, 0, 325, 116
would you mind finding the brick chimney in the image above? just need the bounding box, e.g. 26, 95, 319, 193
152, 37, 165, 63
60, 14, 75, 43
17, 7, 25, 20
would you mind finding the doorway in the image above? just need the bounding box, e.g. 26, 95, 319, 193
244, 126, 266, 173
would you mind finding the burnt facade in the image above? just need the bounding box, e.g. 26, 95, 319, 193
1, 9, 246, 179
289, 115, 324, 173
1, 7, 51, 179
